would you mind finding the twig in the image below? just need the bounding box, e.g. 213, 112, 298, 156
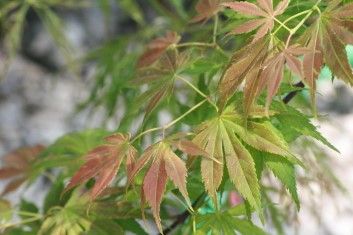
161, 193, 206, 235
283, 81, 305, 104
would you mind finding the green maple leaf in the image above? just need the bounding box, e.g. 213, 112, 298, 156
191, 106, 303, 222
195, 212, 268, 235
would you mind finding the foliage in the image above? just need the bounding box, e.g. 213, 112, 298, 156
0, 0, 352, 234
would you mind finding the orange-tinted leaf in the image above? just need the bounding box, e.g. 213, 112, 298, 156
135, 31, 180, 69
218, 36, 270, 111
63, 133, 137, 205
190, 0, 221, 23
223, 0, 289, 41
130, 142, 192, 233
0, 144, 45, 195
300, 2, 353, 109
223, 2, 267, 17
143, 157, 167, 233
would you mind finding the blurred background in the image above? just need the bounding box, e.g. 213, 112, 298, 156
0, 0, 353, 234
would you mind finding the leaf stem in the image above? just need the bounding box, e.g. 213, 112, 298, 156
273, 16, 291, 32
164, 99, 208, 129
213, 14, 219, 44
285, 0, 322, 48
176, 75, 219, 112
0, 215, 43, 229
176, 42, 214, 48
131, 99, 208, 143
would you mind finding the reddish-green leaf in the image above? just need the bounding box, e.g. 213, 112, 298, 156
222, 0, 289, 41
191, 107, 302, 216
190, 0, 221, 23
300, 2, 353, 109
128, 141, 193, 233
62, 133, 137, 205
135, 31, 180, 69
0, 144, 45, 195
218, 36, 270, 111
131, 49, 190, 121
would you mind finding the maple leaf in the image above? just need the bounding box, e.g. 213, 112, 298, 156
130, 48, 190, 121
191, 107, 303, 220
195, 211, 268, 235
62, 133, 137, 205
127, 134, 209, 233
257, 44, 309, 110
40, 186, 125, 235
0, 144, 45, 196
135, 31, 180, 69
300, 0, 353, 109
222, 0, 289, 41
190, 0, 222, 23
218, 36, 270, 111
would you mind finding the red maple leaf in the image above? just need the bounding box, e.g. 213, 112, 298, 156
62, 133, 137, 205
222, 0, 289, 41
135, 31, 180, 69
0, 144, 45, 195
190, 0, 222, 23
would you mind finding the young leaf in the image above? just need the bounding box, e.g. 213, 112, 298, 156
131, 49, 190, 121
191, 106, 303, 217
190, 0, 222, 23
300, 1, 353, 108
222, 0, 289, 41
0, 144, 45, 195
218, 36, 270, 111
135, 31, 180, 69
128, 141, 193, 233
62, 133, 137, 205
257, 45, 308, 110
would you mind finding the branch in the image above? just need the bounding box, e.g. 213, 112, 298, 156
161, 193, 206, 235
283, 81, 305, 104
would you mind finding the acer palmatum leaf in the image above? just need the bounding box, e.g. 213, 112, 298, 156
62, 133, 137, 205
218, 36, 270, 111
222, 0, 289, 41
191, 108, 303, 219
131, 49, 190, 122
135, 31, 180, 69
0, 144, 45, 195
299, 2, 353, 110
190, 0, 222, 23
127, 141, 193, 234
257, 45, 308, 111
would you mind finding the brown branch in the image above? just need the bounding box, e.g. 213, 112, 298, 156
283, 81, 305, 104
161, 193, 206, 235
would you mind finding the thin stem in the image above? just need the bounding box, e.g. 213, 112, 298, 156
176, 75, 207, 98
177, 42, 229, 59
273, 10, 310, 35
176, 42, 214, 48
0, 215, 43, 229
131, 99, 208, 143
176, 75, 219, 112
170, 192, 193, 214
130, 126, 164, 144
213, 14, 219, 44
285, 0, 322, 48
273, 16, 291, 32
164, 99, 208, 129
215, 45, 230, 59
